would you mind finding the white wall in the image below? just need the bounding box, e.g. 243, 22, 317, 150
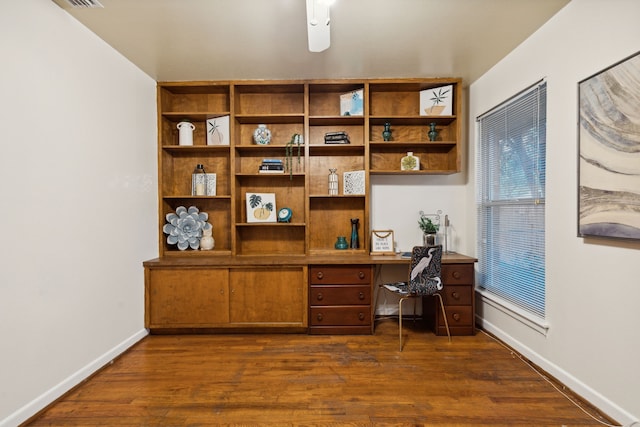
0, 1, 157, 425
467, 0, 640, 423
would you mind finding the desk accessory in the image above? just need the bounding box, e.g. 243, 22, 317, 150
443, 214, 452, 253
371, 230, 395, 255
277, 207, 292, 223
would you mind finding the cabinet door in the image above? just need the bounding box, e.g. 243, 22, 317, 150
229, 267, 307, 326
146, 268, 229, 327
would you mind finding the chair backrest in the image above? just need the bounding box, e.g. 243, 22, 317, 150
408, 245, 443, 296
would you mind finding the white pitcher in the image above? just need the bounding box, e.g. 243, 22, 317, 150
177, 121, 195, 146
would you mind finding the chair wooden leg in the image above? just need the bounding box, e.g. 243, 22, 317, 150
434, 293, 451, 342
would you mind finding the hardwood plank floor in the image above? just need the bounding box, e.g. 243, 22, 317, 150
25, 320, 617, 426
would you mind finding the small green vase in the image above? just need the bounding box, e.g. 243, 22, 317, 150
428, 122, 438, 141
382, 122, 392, 141
335, 236, 348, 250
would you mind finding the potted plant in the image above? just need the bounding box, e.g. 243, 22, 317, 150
418, 212, 439, 246
285, 133, 303, 180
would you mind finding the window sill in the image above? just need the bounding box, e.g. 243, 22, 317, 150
476, 288, 550, 336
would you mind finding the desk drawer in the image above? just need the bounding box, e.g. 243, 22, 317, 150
310, 306, 371, 326
442, 264, 474, 285
310, 285, 370, 306
310, 266, 371, 284
439, 305, 473, 327
441, 285, 472, 305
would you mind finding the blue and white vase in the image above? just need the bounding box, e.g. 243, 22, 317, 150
253, 124, 271, 145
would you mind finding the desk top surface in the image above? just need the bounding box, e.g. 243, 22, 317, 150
143, 252, 477, 268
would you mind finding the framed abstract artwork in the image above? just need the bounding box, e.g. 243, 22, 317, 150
343, 170, 365, 195
578, 51, 640, 240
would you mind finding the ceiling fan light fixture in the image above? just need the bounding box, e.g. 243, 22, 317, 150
306, 0, 331, 52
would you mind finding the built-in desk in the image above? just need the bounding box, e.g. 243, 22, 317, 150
143, 253, 477, 335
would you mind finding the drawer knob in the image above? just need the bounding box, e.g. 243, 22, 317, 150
316, 271, 324, 280
358, 271, 365, 279
358, 312, 365, 321
451, 291, 459, 300
358, 292, 365, 300
316, 292, 324, 301
316, 313, 324, 322
452, 271, 461, 279
452, 313, 460, 321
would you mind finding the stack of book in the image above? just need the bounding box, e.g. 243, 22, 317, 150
324, 131, 350, 144
258, 158, 284, 173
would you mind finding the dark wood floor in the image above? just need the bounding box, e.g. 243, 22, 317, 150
25, 320, 617, 426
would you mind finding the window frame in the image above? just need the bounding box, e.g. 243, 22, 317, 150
476, 80, 548, 334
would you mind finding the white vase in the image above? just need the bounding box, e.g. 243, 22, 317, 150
177, 121, 195, 146
328, 168, 338, 195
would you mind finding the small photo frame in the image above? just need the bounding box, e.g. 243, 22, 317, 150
246, 192, 277, 223
343, 170, 365, 195
371, 230, 395, 254
340, 89, 364, 116
207, 115, 230, 145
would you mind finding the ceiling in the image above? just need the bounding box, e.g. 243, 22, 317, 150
52, 0, 570, 85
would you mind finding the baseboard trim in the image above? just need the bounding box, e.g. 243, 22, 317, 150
478, 317, 637, 426
1, 328, 148, 427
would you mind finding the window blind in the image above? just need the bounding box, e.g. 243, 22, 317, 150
477, 81, 547, 319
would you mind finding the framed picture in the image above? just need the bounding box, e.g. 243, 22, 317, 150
340, 89, 364, 116
207, 115, 230, 145
371, 230, 395, 255
578, 51, 640, 240
420, 85, 453, 116
343, 170, 365, 195
246, 192, 277, 223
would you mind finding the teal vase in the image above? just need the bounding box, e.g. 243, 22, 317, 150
382, 122, 392, 141
350, 218, 360, 249
428, 122, 438, 141
335, 236, 348, 250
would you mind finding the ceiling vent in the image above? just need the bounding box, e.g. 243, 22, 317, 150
61, 0, 104, 8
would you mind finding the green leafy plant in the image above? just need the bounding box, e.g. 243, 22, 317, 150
285, 133, 303, 180
418, 213, 439, 234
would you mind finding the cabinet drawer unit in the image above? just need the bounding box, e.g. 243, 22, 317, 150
309, 265, 373, 335
423, 263, 476, 336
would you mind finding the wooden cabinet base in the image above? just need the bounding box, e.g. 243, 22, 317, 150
145, 265, 308, 331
